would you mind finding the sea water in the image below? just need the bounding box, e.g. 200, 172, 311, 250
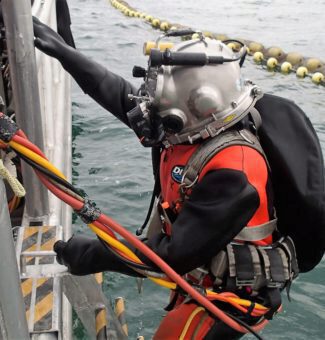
68, 0, 325, 338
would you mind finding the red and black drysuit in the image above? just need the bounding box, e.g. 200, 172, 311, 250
33, 20, 274, 338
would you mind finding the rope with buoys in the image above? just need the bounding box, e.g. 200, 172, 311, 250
109, 0, 325, 87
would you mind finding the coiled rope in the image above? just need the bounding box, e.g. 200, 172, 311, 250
109, 0, 325, 87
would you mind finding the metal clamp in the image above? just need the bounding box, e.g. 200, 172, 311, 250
77, 198, 101, 224
0, 113, 18, 142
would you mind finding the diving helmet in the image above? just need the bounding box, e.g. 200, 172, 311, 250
129, 33, 263, 146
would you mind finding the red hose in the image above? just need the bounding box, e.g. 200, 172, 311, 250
16, 129, 28, 140
13, 134, 46, 158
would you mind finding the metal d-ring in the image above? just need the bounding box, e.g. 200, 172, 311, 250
180, 169, 199, 192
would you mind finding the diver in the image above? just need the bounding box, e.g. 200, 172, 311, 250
33, 17, 324, 339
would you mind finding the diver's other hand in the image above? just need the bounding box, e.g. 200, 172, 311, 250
54, 235, 147, 277
53, 235, 104, 275
33, 16, 67, 59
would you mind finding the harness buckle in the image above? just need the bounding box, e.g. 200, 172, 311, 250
235, 277, 256, 287
267, 280, 283, 289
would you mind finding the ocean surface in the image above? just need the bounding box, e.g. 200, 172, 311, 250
67, 0, 325, 338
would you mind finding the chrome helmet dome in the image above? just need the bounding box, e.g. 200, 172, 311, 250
146, 37, 262, 145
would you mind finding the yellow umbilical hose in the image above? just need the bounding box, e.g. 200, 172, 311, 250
9, 140, 66, 180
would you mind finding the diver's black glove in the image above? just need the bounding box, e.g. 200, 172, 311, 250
53, 235, 141, 276
54, 235, 96, 275
33, 16, 68, 59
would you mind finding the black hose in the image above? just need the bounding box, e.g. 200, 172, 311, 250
149, 48, 243, 67
224, 311, 265, 340
14, 149, 83, 197
222, 39, 247, 67
136, 173, 160, 236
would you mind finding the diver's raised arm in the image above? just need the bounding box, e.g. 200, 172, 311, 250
33, 17, 137, 126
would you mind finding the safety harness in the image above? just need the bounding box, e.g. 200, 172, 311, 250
180, 128, 275, 242
178, 127, 299, 319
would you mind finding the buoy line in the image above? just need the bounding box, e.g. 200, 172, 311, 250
109, 0, 325, 87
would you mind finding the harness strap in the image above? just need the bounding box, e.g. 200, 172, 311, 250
181, 129, 267, 191
282, 237, 299, 277
248, 244, 263, 277
278, 241, 292, 274
235, 219, 277, 242
265, 248, 286, 286
249, 107, 262, 130
257, 247, 272, 281
226, 244, 237, 278
210, 250, 228, 286
276, 236, 299, 300
264, 288, 282, 320
277, 247, 290, 281
233, 244, 255, 286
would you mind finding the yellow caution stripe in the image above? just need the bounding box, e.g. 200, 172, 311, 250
24, 278, 54, 331
95, 308, 108, 340
20, 226, 59, 332
95, 272, 103, 285
115, 297, 128, 336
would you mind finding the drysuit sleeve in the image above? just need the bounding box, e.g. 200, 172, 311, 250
59, 53, 137, 126
138, 169, 260, 275
33, 17, 137, 126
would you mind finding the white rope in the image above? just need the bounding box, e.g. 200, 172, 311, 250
0, 158, 26, 197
